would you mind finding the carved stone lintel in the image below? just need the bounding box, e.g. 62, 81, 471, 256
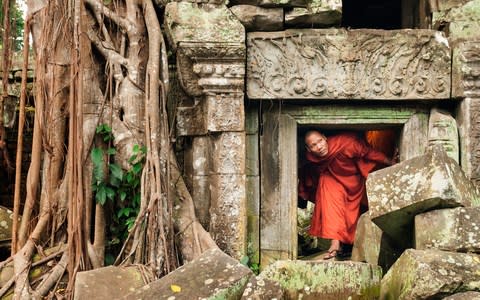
452, 41, 480, 98
247, 29, 451, 100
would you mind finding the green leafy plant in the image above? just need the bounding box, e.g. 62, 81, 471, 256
240, 255, 260, 275
91, 124, 146, 264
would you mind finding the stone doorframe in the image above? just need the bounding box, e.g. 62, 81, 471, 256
258, 104, 430, 267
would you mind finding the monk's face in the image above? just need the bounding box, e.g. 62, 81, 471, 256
305, 132, 328, 157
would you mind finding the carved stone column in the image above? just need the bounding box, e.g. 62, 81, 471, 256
453, 41, 480, 187
165, 2, 247, 258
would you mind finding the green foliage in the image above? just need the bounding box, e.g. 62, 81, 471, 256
0, 0, 25, 51
240, 255, 260, 275
91, 124, 146, 265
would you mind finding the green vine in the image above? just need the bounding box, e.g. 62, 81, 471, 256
91, 124, 146, 264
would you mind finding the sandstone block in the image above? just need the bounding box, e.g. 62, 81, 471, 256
210, 174, 247, 259
259, 260, 381, 299
206, 93, 245, 132
192, 175, 211, 230
285, 1, 342, 28
176, 100, 207, 136
210, 131, 245, 174
367, 146, 480, 247
381, 249, 480, 299
457, 98, 480, 188
351, 212, 402, 273
433, 0, 480, 40
229, 0, 306, 8
184, 136, 210, 176
74, 266, 148, 300
415, 207, 480, 252
430, 0, 471, 11
428, 108, 459, 163
452, 41, 480, 98
247, 29, 450, 100
165, 2, 244, 48
230, 5, 283, 31
443, 291, 480, 300
246, 133, 259, 176
124, 248, 252, 299
241, 275, 285, 300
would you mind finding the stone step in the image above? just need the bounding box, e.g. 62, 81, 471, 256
415, 207, 480, 253
367, 145, 479, 248
258, 260, 382, 299
381, 249, 480, 299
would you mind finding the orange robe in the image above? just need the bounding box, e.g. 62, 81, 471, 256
298, 132, 388, 244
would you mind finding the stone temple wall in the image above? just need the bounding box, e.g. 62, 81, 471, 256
164, 0, 480, 264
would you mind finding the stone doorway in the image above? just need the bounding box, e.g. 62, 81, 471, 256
258, 103, 430, 266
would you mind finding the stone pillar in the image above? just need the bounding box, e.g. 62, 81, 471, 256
427, 108, 459, 163
453, 41, 480, 187
165, 2, 247, 259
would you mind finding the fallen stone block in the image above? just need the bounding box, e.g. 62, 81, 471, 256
241, 275, 285, 299
230, 5, 283, 31
367, 146, 480, 248
124, 248, 252, 299
381, 249, 480, 299
259, 260, 381, 299
415, 207, 480, 253
443, 291, 480, 300
74, 266, 148, 300
351, 212, 402, 273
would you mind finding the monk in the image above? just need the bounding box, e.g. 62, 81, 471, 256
298, 130, 394, 260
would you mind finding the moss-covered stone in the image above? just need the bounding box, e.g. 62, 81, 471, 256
443, 291, 480, 299
415, 207, 480, 253
259, 260, 382, 299
241, 275, 285, 299
381, 249, 480, 299
124, 248, 252, 300
433, 0, 480, 40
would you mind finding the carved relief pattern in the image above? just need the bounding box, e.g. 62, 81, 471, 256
470, 99, 480, 186
456, 42, 480, 98
247, 29, 451, 100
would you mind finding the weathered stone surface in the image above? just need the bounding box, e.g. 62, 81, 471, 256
381, 249, 480, 299
210, 174, 247, 259
457, 98, 480, 187
165, 3, 245, 97
443, 291, 480, 300
165, 2, 244, 48
429, 0, 472, 11
184, 136, 210, 176
259, 260, 381, 299
351, 213, 402, 273
246, 134, 259, 176
229, 0, 306, 8
367, 146, 480, 247
285, 1, 342, 27
74, 266, 147, 300
247, 29, 450, 100
124, 248, 252, 300
176, 99, 207, 136
230, 5, 283, 31
428, 108, 459, 163
192, 175, 211, 230
210, 131, 245, 174
246, 175, 260, 265
433, 0, 480, 40
0, 206, 14, 242
206, 93, 245, 132
399, 113, 428, 162
415, 207, 480, 252
452, 41, 480, 98
241, 275, 285, 299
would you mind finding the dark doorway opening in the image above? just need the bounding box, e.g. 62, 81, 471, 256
342, 0, 402, 29
296, 126, 400, 258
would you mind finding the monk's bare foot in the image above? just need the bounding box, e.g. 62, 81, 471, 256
324, 239, 341, 260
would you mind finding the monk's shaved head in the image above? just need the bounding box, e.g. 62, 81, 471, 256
304, 130, 325, 144
304, 131, 328, 157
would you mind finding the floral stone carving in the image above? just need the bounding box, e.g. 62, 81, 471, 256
247, 29, 451, 100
